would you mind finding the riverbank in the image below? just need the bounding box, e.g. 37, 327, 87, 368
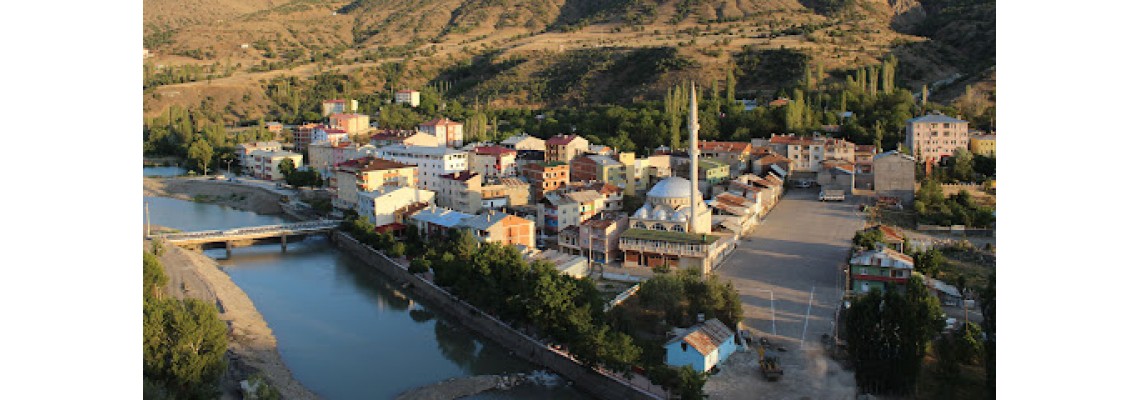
145, 177, 319, 399
149, 237, 320, 400
145, 177, 284, 215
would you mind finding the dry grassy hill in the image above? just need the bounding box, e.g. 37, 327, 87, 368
142, 0, 995, 123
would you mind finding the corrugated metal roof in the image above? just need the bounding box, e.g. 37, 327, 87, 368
908, 113, 967, 124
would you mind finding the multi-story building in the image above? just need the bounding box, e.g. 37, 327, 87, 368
558, 212, 629, 264
545, 134, 590, 163
538, 189, 603, 235
321, 99, 358, 116
235, 141, 283, 175
763, 134, 856, 172
329, 113, 371, 136
376, 144, 469, 192
751, 152, 793, 178
418, 118, 464, 148
848, 246, 915, 295
292, 123, 321, 152
357, 186, 435, 227
248, 150, 303, 181
676, 159, 731, 187
500, 133, 547, 151
408, 206, 477, 239
698, 141, 753, 177
969, 134, 996, 157
854, 145, 878, 174
470, 146, 518, 179
307, 141, 379, 179
905, 111, 970, 163
331, 157, 418, 210
873, 150, 917, 205
479, 177, 531, 209
817, 160, 856, 193
311, 127, 349, 146
394, 90, 420, 107
570, 154, 626, 188
437, 171, 484, 214
457, 211, 536, 249
565, 181, 624, 212
520, 161, 569, 199
370, 130, 438, 147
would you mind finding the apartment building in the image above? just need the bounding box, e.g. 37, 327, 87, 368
905, 111, 970, 163
376, 144, 469, 192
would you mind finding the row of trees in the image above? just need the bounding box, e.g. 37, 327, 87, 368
844, 277, 944, 395
340, 218, 643, 373
143, 252, 230, 399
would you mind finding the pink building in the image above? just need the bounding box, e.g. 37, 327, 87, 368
905, 111, 969, 163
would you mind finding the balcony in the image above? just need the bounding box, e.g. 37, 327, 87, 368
619, 238, 708, 257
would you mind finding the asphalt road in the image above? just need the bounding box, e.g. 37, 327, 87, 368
705, 187, 866, 399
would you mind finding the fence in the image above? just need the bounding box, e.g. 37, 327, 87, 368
331, 232, 668, 400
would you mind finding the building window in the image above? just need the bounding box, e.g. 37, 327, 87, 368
652, 223, 666, 231
671, 225, 685, 232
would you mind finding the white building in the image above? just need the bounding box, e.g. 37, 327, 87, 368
418, 118, 464, 148
357, 186, 436, 227
248, 150, 303, 181
395, 90, 421, 107
235, 141, 283, 175
376, 144, 469, 192
307, 141, 379, 178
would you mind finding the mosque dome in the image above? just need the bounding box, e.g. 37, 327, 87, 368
633, 205, 650, 219
646, 177, 693, 199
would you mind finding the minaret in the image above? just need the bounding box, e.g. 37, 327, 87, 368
689, 81, 701, 234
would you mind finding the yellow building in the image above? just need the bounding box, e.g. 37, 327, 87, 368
969, 134, 996, 157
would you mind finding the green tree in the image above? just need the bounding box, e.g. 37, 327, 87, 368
845, 277, 941, 395
144, 251, 168, 301
409, 257, 431, 274
852, 229, 885, 250
950, 148, 975, 182
186, 139, 213, 174
277, 158, 296, 178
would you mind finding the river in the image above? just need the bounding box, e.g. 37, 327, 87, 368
144, 177, 590, 399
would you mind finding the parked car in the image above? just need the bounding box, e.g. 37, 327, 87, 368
794, 180, 813, 188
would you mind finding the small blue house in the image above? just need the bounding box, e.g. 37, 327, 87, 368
663, 318, 737, 372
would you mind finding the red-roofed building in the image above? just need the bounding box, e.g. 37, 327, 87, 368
331, 156, 418, 209
849, 246, 915, 295
762, 134, 855, 172
545, 134, 590, 163
418, 118, 464, 147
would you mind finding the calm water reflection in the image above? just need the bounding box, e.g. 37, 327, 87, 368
144, 189, 589, 400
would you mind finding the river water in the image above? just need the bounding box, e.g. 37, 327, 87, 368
144, 176, 590, 399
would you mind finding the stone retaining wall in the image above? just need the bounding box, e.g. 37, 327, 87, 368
331, 232, 666, 400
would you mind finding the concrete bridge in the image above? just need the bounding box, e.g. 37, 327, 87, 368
153, 220, 340, 256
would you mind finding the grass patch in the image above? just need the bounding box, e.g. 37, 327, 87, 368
192, 194, 213, 203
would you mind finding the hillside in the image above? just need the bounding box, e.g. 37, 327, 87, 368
142, 0, 996, 124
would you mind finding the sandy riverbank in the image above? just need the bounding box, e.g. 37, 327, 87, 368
144, 177, 284, 215
152, 239, 320, 399
145, 176, 318, 399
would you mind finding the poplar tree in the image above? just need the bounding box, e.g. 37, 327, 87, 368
869, 65, 879, 96
725, 65, 737, 106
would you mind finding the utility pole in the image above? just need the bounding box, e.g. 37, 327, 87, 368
145, 201, 151, 238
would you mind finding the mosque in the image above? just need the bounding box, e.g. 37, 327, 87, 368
618, 83, 735, 274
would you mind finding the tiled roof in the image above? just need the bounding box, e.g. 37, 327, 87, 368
666, 318, 734, 356
546, 134, 582, 145
420, 118, 462, 126
474, 146, 517, 156
496, 177, 528, 187
564, 190, 601, 204
866, 225, 906, 243
757, 153, 793, 164
698, 141, 752, 153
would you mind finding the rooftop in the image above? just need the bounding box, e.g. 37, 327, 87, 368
441, 171, 480, 182
337, 157, 414, 171
698, 141, 752, 153
411, 207, 475, 228
908, 112, 967, 124
420, 118, 463, 126
873, 150, 917, 162
379, 144, 467, 157
647, 177, 694, 199
620, 228, 721, 245
547, 134, 583, 145
664, 318, 734, 356
474, 146, 517, 156
458, 212, 527, 232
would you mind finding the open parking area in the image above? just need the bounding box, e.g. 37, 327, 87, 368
705, 187, 867, 399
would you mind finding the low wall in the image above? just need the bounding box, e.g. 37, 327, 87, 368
331, 232, 666, 400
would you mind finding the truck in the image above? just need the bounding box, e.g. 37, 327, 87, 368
819, 189, 845, 202
757, 346, 784, 381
